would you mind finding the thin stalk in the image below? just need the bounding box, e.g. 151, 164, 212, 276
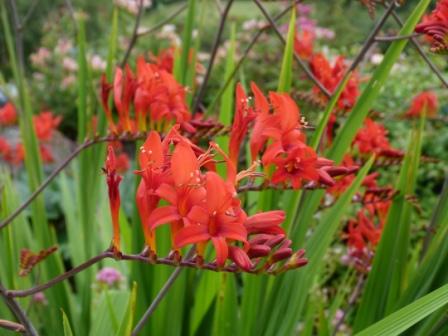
252, 0, 331, 98
131, 267, 184, 336
0, 283, 38, 336
192, 0, 235, 114
375, 33, 420, 42
208, 0, 302, 112
0, 134, 146, 230
121, 0, 145, 67
136, 3, 188, 37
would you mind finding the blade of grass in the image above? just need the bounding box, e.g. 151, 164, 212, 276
277, 6, 295, 93
354, 117, 425, 331
176, 0, 196, 85
355, 283, 448, 336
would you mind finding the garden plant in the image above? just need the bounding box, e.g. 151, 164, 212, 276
0, 0, 448, 335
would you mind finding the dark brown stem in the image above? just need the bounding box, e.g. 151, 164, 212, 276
7, 252, 110, 298
136, 3, 188, 37
0, 282, 38, 336
208, 0, 302, 112
347, 1, 396, 73
385, 4, 448, 89
0, 134, 146, 231
7, 245, 307, 300
192, 0, 235, 114
237, 181, 323, 193
252, 0, 331, 98
121, 0, 145, 67
375, 33, 420, 42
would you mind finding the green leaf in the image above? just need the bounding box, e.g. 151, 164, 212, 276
90, 289, 130, 336
177, 0, 196, 85
355, 283, 448, 336
189, 271, 220, 335
62, 310, 74, 336
277, 7, 295, 93
212, 274, 238, 336
116, 282, 138, 336
354, 117, 425, 330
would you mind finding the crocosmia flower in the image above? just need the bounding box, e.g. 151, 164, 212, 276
353, 118, 402, 158
294, 30, 315, 61
33, 111, 62, 141
415, 0, 448, 53
104, 146, 123, 256
0, 102, 17, 126
405, 91, 438, 118
309, 53, 359, 111
101, 56, 194, 134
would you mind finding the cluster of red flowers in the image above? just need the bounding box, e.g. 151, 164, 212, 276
309, 53, 360, 111
0, 103, 61, 165
405, 91, 439, 118
101, 56, 194, 134
416, 0, 448, 54
352, 118, 403, 159
102, 78, 358, 272
105, 125, 307, 272
243, 83, 353, 189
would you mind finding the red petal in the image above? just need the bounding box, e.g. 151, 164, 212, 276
186, 205, 209, 225
148, 206, 181, 230
171, 141, 199, 186
205, 172, 232, 213
212, 237, 228, 266
139, 131, 164, 169
251, 82, 269, 115
156, 183, 178, 205
174, 225, 210, 248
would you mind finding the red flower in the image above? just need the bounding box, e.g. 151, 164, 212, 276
0, 102, 17, 126
104, 146, 123, 255
174, 172, 247, 266
229, 83, 255, 166
353, 118, 402, 157
33, 111, 62, 141
415, 0, 448, 53
294, 30, 314, 60
150, 47, 175, 73
0, 137, 10, 157
4, 143, 25, 165
309, 53, 359, 111
101, 56, 193, 134
135, 131, 167, 251
268, 144, 320, 189
405, 91, 438, 118
148, 139, 207, 247
39, 144, 54, 163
